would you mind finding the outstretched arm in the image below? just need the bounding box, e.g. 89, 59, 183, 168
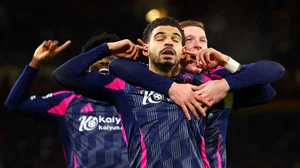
219, 60, 285, 91
195, 60, 285, 107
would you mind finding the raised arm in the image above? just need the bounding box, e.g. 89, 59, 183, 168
4, 40, 74, 119
53, 40, 139, 101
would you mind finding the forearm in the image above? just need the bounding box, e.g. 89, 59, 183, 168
53, 43, 111, 87
109, 58, 174, 95
4, 65, 38, 111
225, 60, 285, 91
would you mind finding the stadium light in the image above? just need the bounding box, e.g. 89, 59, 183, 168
145, 8, 167, 22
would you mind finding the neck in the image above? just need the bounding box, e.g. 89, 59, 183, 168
149, 62, 181, 78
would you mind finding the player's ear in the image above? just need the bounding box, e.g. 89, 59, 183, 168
142, 44, 149, 57
182, 46, 186, 59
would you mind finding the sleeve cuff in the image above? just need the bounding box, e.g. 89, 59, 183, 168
224, 57, 241, 73
26, 64, 39, 72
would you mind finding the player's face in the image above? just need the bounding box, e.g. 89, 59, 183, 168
146, 26, 183, 68
89, 55, 116, 74
181, 26, 208, 73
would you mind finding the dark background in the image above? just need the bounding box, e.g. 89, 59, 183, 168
0, 0, 299, 167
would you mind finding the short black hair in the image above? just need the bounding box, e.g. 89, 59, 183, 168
81, 32, 120, 53
142, 17, 185, 46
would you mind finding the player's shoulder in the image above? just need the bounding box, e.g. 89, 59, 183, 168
202, 66, 224, 74
137, 62, 148, 67
52, 90, 77, 96
82, 97, 113, 106
41, 90, 82, 100
183, 72, 209, 81
29, 90, 81, 105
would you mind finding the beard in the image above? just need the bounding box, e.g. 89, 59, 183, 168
150, 57, 177, 73
149, 48, 181, 73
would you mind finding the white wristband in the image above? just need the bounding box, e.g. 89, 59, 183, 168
224, 57, 241, 73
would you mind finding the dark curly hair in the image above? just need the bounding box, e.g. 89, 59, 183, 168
142, 17, 185, 46
81, 32, 120, 53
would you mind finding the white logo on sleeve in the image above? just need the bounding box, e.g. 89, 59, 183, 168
208, 113, 214, 119
79, 116, 121, 131
42, 93, 53, 99
30, 95, 36, 100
